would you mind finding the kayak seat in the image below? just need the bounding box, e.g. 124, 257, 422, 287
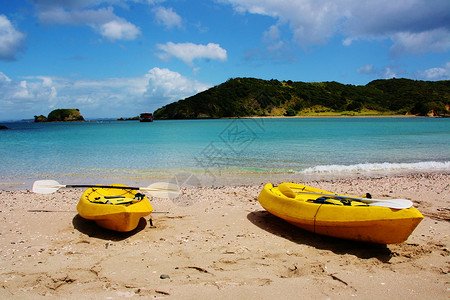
308, 197, 368, 206
89, 193, 145, 205
276, 184, 369, 207
277, 183, 297, 198
91, 196, 137, 205
310, 197, 344, 206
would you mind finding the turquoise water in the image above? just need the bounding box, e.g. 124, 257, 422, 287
1, 118, 449, 188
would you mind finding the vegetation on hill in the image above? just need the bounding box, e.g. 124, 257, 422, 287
153, 78, 450, 119
34, 109, 85, 122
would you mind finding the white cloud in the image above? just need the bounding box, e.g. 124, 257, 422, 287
144, 67, 210, 106
419, 62, 450, 80
153, 6, 182, 29
0, 68, 211, 120
36, 6, 116, 25
32, 0, 141, 41
382, 67, 397, 79
32, 0, 98, 10
262, 25, 286, 54
0, 15, 26, 61
0, 73, 58, 115
390, 28, 450, 57
266, 40, 284, 52
0, 71, 12, 83
223, 0, 450, 56
224, 0, 344, 46
263, 24, 280, 42
98, 19, 141, 41
157, 42, 228, 67
357, 64, 375, 75
342, 37, 354, 46
356, 64, 405, 79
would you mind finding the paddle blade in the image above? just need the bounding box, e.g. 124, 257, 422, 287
32, 180, 64, 194
367, 199, 413, 209
143, 182, 181, 199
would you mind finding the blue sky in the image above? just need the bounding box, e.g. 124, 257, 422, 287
1, 0, 449, 121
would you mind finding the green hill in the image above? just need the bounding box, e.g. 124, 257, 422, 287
153, 78, 450, 119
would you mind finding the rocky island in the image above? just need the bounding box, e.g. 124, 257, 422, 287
34, 109, 85, 122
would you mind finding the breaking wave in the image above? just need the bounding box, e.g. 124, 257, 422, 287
300, 161, 450, 174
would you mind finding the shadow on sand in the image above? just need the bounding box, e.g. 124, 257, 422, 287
72, 214, 148, 241
247, 210, 393, 262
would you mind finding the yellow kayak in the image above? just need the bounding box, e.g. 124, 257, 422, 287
77, 184, 153, 232
257, 183, 423, 244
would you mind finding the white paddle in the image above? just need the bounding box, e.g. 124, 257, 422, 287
277, 184, 413, 209
293, 191, 413, 209
32, 180, 180, 199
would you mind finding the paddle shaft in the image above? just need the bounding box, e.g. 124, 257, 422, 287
32, 180, 181, 199
293, 190, 409, 204
63, 184, 140, 190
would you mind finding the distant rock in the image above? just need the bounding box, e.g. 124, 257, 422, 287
0, 125, 8, 130
34, 109, 85, 122
34, 115, 48, 122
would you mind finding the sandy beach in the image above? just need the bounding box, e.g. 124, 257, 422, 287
1, 173, 449, 299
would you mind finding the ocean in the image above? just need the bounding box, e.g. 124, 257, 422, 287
1, 117, 449, 189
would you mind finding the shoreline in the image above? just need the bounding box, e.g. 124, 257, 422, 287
159, 113, 434, 120
240, 114, 419, 119
153, 114, 426, 121
2, 168, 450, 192
1, 172, 449, 298
0, 114, 434, 123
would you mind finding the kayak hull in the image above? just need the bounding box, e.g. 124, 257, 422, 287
257, 183, 423, 244
77, 184, 153, 232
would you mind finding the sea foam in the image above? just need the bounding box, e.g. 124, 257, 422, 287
300, 161, 450, 174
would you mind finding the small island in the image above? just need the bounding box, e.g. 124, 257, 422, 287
34, 109, 85, 122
